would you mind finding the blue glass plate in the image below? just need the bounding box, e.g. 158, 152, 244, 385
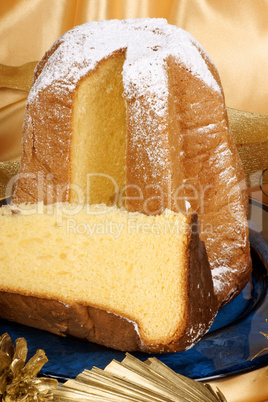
0, 199, 267, 381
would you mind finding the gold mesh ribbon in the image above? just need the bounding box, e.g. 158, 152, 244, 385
0, 62, 267, 200
0, 62, 38, 92
227, 108, 268, 188
0, 159, 21, 201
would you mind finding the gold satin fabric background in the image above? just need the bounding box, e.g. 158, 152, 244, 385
0, 2, 268, 401
1, 0, 268, 164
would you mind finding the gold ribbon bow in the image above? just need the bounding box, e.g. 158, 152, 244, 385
0, 62, 267, 201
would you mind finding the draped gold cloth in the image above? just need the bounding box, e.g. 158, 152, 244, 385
0, 1, 268, 401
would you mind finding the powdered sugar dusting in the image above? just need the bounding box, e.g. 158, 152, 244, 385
212, 266, 230, 292
26, 18, 221, 197
28, 18, 220, 105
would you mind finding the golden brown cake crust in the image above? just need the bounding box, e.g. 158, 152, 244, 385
0, 214, 217, 353
166, 55, 251, 307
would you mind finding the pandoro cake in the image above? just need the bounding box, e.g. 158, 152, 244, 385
0, 204, 217, 353
11, 18, 251, 307
0, 18, 252, 351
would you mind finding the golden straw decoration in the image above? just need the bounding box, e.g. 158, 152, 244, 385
53, 353, 227, 401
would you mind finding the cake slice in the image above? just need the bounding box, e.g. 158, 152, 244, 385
0, 203, 217, 352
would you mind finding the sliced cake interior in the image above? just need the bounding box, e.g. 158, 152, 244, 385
71, 50, 127, 206
0, 203, 216, 351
